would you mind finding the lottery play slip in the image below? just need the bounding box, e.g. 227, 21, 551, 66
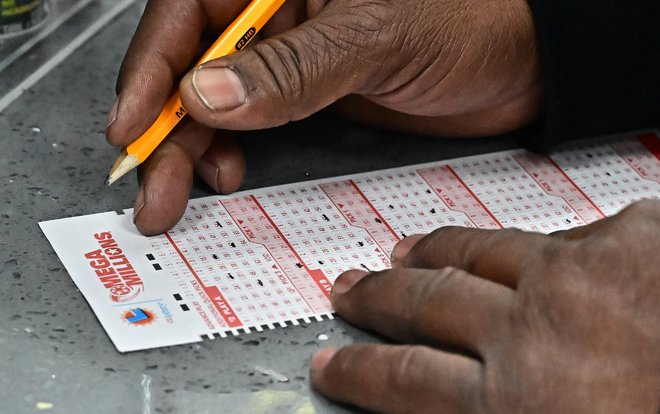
40, 134, 660, 352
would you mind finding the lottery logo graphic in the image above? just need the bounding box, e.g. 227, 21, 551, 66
123, 308, 155, 325
84, 232, 145, 303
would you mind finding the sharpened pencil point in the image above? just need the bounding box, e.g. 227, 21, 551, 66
106, 149, 139, 186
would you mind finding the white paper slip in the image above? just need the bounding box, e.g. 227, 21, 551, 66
40, 134, 660, 352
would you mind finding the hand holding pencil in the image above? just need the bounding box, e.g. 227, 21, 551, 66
106, 0, 286, 185
107, 0, 541, 235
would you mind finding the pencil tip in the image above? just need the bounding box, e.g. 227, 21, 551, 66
106, 150, 139, 186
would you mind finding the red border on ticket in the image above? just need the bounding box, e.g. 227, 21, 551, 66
638, 134, 660, 160
164, 232, 242, 328
250, 196, 333, 299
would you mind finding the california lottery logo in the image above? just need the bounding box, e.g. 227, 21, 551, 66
123, 308, 155, 326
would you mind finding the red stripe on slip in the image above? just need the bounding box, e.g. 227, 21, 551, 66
164, 232, 242, 328
348, 180, 401, 241
638, 134, 660, 160
250, 195, 333, 299
445, 166, 504, 228
221, 198, 316, 309
203, 286, 242, 328
308, 269, 333, 298
545, 157, 607, 218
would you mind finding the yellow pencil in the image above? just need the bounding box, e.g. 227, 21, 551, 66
106, 0, 287, 185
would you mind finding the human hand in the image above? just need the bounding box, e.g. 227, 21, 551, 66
311, 200, 660, 413
107, 0, 542, 235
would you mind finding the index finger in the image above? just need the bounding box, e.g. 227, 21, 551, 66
106, 0, 252, 148
393, 227, 555, 287
311, 344, 481, 414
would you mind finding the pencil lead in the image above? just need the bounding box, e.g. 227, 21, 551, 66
106, 151, 139, 185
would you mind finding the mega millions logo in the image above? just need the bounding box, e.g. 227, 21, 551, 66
84, 232, 144, 303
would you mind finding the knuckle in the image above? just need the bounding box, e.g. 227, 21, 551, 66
391, 345, 480, 413
315, 1, 399, 66
436, 265, 464, 280
240, 0, 409, 104
535, 238, 584, 279
513, 242, 588, 331
583, 200, 660, 254
406, 267, 461, 319
333, 0, 395, 46
389, 345, 434, 392
248, 39, 308, 105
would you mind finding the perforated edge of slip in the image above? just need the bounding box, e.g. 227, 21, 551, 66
198, 312, 335, 342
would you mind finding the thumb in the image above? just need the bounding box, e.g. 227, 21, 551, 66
179, 1, 394, 130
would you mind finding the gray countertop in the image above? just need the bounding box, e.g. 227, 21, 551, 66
0, 1, 520, 413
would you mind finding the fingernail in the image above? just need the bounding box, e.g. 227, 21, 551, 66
332, 270, 368, 296
196, 159, 220, 193
192, 67, 246, 110
310, 348, 337, 378
390, 234, 426, 264
133, 187, 145, 225
106, 97, 119, 129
